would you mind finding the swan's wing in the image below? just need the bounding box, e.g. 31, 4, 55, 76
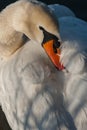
58, 16, 87, 73
48, 4, 75, 18
59, 16, 87, 50
56, 11, 87, 130
64, 53, 87, 130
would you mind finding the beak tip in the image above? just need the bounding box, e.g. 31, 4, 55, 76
56, 64, 64, 71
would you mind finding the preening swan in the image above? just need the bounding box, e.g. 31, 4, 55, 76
0, 0, 74, 130
0, 0, 87, 130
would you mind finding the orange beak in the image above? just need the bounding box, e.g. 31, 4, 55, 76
43, 39, 64, 70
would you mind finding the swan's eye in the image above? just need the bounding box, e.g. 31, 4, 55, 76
53, 40, 61, 53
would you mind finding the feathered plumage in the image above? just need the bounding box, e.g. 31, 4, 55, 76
0, 1, 87, 130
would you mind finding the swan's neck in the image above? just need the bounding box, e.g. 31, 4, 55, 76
0, 15, 24, 57
0, 36, 24, 57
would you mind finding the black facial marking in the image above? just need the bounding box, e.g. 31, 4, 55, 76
39, 26, 61, 53
39, 26, 59, 45
53, 40, 61, 53
53, 40, 60, 48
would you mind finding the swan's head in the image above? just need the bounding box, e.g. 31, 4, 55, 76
39, 26, 64, 70
12, 0, 64, 70
31, 2, 64, 70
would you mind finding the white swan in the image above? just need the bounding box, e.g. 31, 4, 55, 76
0, 1, 73, 130
0, 0, 87, 130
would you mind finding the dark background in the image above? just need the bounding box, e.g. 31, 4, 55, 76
0, 0, 87, 21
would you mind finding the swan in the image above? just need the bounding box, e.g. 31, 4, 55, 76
0, 0, 75, 130
0, 0, 87, 130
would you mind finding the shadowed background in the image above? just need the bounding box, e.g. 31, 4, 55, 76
0, 0, 87, 21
